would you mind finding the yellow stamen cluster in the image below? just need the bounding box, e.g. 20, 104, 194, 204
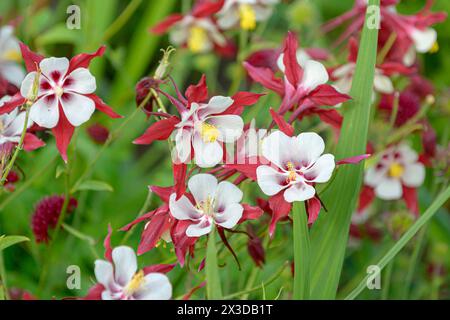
197, 196, 215, 217
239, 4, 256, 31
2, 49, 21, 62
286, 161, 297, 183
188, 26, 208, 53
389, 163, 404, 178
200, 122, 220, 143
429, 41, 439, 54
124, 270, 145, 296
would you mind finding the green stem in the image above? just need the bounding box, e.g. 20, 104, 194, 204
103, 0, 143, 41
0, 251, 10, 300
293, 202, 310, 300
345, 184, 450, 300
401, 226, 428, 299
206, 226, 223, 300
0, 106, 30, 187
120, 189, 153, 245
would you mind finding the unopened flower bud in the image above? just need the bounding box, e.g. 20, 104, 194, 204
87, 123, 110, 145
247, 225, 265, 268
154, 47, 176, 80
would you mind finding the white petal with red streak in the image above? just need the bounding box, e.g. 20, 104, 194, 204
188, 173, 218, 204
215, 203, 243, 229
186, 218, 212, 237
402, 163, 425, 188
175, 128, 192, 163
199, 96, 234, 117
304, 153, 335, 183
39, 57, 69, 82
296, 132, 325, 167
256, 165, 287, 196
64, 68, 96, 94
29, 95, 59, 128
60, 92, 95, 126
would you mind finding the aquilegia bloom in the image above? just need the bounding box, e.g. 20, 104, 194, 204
169, 173, 244, 237
94, 246, 172, 300
256, 130, 335, 202
0, 44, 121, 161
364, 144, 425, 201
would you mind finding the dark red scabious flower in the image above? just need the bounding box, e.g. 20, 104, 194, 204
87, 123, 110, 145
135, 77, 163, 116
31, 195, 78, 243
247, 225, 265, 268
244, 32, 350, 124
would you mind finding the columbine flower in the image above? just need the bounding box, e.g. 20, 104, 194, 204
244, 32, 350, 116
134, 75, 262, 168
364, 144, 425, 201
0, 96, 44, 152
169, 173, 244, 237
94, 246, 172, 300
0, 26, 25, 88
256, 131, 335, 203
151, 0, 232, 55
217, 0, 279, 31
0, 44, 121, 161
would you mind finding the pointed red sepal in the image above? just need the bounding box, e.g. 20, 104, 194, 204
19, 42, 44, 72
133, 116, 179, 145
68, 46, 106, 74
51, 108, 75, 162
270, 108, 294, 137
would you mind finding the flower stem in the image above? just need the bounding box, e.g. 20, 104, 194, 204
0, 106, 30, 187
206, 226, 223, 299
120, 189, 153, 245
0, 251, 10, 300
381, 260, 394, 300
293, 202, 310, 300
103, 0, 143, 41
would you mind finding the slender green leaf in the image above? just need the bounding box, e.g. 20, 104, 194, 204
293, 202, 310, 299
345, 185, 450, 300
309, 0, 380, 299
0, 235, 30, 252
73, 180, 114, 192
206, 227, 223, 299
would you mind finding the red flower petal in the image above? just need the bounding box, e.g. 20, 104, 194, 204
337, 154, 370, 165
402, 186, 419, 217
133, 116, 179, 145
309, 84, 351, 106
239, 204, 264, 223
68, 46, 106, 74
270, 108, 294, 137
306, 197, 321, 224
150, 14, 184, 34
52, 107, 75, 162
192, 0, 225, 17
86, 94, 122, 119
243, 62, 284, 95
282, 32, 303, 86
104, 224, 113, 262
185, 75, 208, 104
143, 263, 176, 275
19, 42, 44, 72
23, 133, 45, 152
0, 93, 27, 115
268, 192, 292, 237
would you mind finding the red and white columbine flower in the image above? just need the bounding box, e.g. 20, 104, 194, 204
0, 96, 44, 152
94, 246, 172, 300
256, 131, 335, 203
151, 0, 233, 55
364, 144, 425, 202
244, 32, 350, 116
0, 44, 121, 161
0, 26, 25, 88
134, 75, 262, 169
169, 173, 244, 237
217, 0, 279, 31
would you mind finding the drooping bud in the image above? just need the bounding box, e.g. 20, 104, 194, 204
247, 225, 265, 268
87, 123, 110, 145
135, 77, 162, 115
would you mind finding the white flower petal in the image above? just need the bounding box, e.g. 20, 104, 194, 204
94, 260, 114, 288
186, 218, 213, 237
20, 71, 39, 99
397, 144, 418, 163
283, 182, 316, 202
112, 246, 138, 287
300, 60, 329, 90
169, 194, 202, 221
303, 154, 335, 183
175, 128, 192, 163
193, 134, 223, 168
215, 181, 243, 210
215, 203, 243, 229
60, 92, 95, 126
374, 74, 394, 94
64, 68, 96, 94
402, 163, 425, 188
188, 173, 218, 204
199, 96, 234, 117
261, 130, 297, 169
256, 165, 287, 196
3, 110, 33, 137
39, 57, 69, 82
410, 28, 437, 53
29, 95, 59, 128
207, 115, 244, 143
374, 178, 402, 200
134, 273, 172, 300
2, 63, 25, 87
364, 165, 386, 187
296, 132, 325, 167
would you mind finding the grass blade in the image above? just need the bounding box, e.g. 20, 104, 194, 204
309, 0, 380, 299
293, 202, 310, 299
206, 227, 223, 299
345, 185, 450, 300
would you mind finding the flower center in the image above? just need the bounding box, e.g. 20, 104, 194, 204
54, 85, 64, 97
286, 161, 297, 183
429, 41, 439, 53
2, 49, 21, 62
239, 4, 256, 30
124, 270, 145, 296
197, 196, 215, 217
200, 122, 220, 143
188, 26, 208, 53
388, 162, 404, 178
